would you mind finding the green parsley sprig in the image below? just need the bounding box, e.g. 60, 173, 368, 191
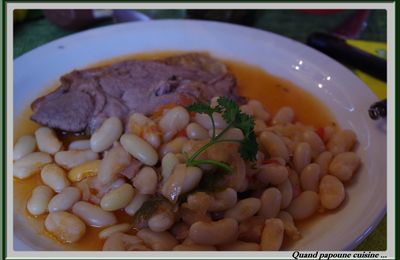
186, 97, 258, 171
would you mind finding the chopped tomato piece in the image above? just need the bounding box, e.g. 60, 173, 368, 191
263, 159, 281, 165
176, 129, 187, 138
315, 127, 325, 140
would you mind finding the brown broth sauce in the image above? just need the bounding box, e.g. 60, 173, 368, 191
14, 51, 337, 250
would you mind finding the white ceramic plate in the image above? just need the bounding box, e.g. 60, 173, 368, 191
13, 20, 386, 251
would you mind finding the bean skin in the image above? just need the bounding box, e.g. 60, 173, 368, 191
319, 175, 345, 210
286, 191, 319, 220
260, 218, 284, 250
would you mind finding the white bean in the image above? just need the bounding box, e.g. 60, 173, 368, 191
133, 167, 158, 195
327, 129, 357, 155
224, 198, 261, 222
159, 106, 190, 141
159, 137, 188, 157
125, 193, 149, 216
254, 119, 268, 134
277, 179, 293, 209
259, 131, 289, 161
286, 191, 319, 220
180, 207, 211, 226
195, 112, 227, 130
209, 188, 237, 212
258, 164, 288, 185
75, 178, 90, 202
277, 211, 301, 240
13, 135, 36, 160
162, 164, 202, 202
127, 112, 153, 132
175, 153, 187, 163
265, 157, 286, 166
272, 107, 294, 125
218, 241, 260, 251
90, 117, 123, 152
170, 222, 190, 241
40, 163, 70, 192
319, 175, 345, 210
68, 160, 101, 182
101, 183, 135, 211
210, 96, 221, 108
99, 223, 131, 239
110, 178, 127, 190
55, 150, 98, 170
259, 188, 282, 219
240, 104, 253, 116
120, 133, 158, 166
323, 126, 336, 142
260, 218, 284, 251
184, 192, 214, 213
293, 142, 311, 173
143, 130, 162, 149
226, 155, 247, 192
181, 166, 203, 193
186, 122, 209, 140
137, 229, 178, 250
329, 152, 361, 181
103, 232, 147, 251
97, 142, 131, 184
282, 136, 296, 153
237, 216, 264, 243
148, 210, 175, 232
45, 211, 86, 243
315, 151, 333, 176
48, 186, 81, 212
72, 201, 117, 227
13, 152, 52, 179
68, 140, 91, 150
288, 169, 302, 198
127, 113, 161, 149
189, 218, 238, 245
35, 127, 62, 155
300, 163, 320, 192
212, 128, 244, 141
301, 130, 325, 157
248, 100, 270, 122
161, 153, 179, 183
27, 185, 54, 215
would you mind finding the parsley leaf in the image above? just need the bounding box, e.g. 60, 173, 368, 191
239, 131, 258, 161
186, 97, 259, 170
187, 102, 221, 116
216, 96, 240, 124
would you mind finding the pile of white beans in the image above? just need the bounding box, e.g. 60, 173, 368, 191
13, 97, 360, 251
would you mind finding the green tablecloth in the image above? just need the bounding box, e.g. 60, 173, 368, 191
13, 10, 387, 251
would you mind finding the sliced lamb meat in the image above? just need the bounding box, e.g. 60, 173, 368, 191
31, 53, 244, 133
31, 89, 94, 132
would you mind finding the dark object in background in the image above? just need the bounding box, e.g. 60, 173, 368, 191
369, 99, 387, 120
112, 10, 150, 23
186, 10, 259, 26
307, 32, 386, 81
333, 10, 370, 39
43, 9, 112, 30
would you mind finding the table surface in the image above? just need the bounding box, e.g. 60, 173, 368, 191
13, 9, 387, 251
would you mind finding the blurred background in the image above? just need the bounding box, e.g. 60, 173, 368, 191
14, 9, 386, 57
13, 9, 387, 250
